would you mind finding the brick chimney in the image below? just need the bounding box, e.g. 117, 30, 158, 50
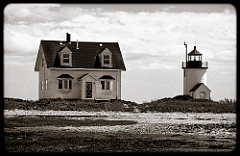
66, 33, 71, 44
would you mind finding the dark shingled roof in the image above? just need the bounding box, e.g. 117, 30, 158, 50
57, 74, 74, 79
190, 83, 203, 92
39, 40, 126, 70
189, 83, 210, 92
99, 75, 115, 80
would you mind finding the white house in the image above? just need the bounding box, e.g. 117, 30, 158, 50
182, 43, 211, 99
34, 33, 126, 101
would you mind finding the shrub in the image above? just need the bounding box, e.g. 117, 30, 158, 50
3, 97, 236, 113
173, 95, 193, 101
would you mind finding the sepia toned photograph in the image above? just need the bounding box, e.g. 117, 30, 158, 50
3, 3, 236, 153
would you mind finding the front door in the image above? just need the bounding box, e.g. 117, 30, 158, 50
86, 82, 92, 98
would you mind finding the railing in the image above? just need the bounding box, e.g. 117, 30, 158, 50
182, 61, 208, 68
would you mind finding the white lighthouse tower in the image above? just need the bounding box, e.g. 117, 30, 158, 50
182, 42, 211, 99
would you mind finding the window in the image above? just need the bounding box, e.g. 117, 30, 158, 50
103, 55, 110, 65
42, 58, 44, 67
67, 80, 72, 89
58, 79, 72, 90
101, 81, 112, 90
200, 91, 206, 99
63, 54, 70, 63
101, 81, 105, 90
59, 80, 63, 89
64, 80, 68, 89
45, 80, 48, 89
106, 81, 110, 90
41, 80, 44, 90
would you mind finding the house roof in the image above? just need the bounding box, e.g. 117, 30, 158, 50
78, 73, 89, 80
189, 83, 211, 92
36, 40, 126, 71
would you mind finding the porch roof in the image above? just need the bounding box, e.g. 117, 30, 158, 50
57, 74, 74, 79
99, 75, 115, 80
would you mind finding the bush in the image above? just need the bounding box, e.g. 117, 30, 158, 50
3, 97, 236, 113
173, 95, 193, 101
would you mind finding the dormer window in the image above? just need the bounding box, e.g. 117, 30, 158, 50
99, 48, 112, 68
63, 54, 70, 63
58, 46, 72, 67
103, 55, 110, 65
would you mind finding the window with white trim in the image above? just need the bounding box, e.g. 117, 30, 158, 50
103, 55, 110, 65
58, 79, 72, 90
101, 81, 113, 90
45, 80, 48, 89
63, 54, 70, 63
41, 80, 44, 90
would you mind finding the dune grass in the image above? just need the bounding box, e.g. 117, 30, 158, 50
4, 97, 236, 113
4, 117, 137, 128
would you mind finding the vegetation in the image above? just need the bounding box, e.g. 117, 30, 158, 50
4, 95, 236, 153
5, 126, 236, 152
4, 117, 137, 128
4, 95, 236, 113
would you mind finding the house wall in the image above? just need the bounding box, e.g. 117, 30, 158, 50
38, 45, 51, 99
193, 85, 211, 99
47, 68, 122, 100
183, 68, 207, 94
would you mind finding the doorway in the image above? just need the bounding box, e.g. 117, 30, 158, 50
86, 82, 92, 98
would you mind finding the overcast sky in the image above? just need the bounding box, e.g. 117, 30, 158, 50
4, 3, 236, 103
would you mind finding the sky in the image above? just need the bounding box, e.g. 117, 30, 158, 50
3, 3, 236, 103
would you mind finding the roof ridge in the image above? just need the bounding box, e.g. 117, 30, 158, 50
41, 40, 118, 44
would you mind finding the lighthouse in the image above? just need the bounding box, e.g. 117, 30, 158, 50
182, 42, 211, 99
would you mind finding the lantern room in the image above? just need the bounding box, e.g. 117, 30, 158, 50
183, 46, 208, 69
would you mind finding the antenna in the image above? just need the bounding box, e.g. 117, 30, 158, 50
184, 41, 187, 63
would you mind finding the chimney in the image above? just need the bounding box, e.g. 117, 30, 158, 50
66, 33, 71, 44
76, 39, 79, 49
